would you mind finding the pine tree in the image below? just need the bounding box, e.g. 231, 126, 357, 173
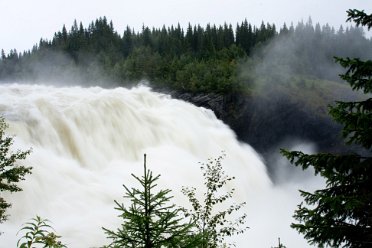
1, 49, 5, 60
103, 154, 197, 248
0, 116, 32, 224
185, 23, 194, 52
281, 9, 372, 248
123, 26, 133, 57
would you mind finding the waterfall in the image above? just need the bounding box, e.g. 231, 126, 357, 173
0, 83, 315, 247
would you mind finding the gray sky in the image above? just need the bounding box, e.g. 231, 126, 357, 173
1, 0, 371, 54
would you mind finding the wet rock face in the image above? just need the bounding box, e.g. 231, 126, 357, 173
171, 92, 226, 118
172, 91, 344, 157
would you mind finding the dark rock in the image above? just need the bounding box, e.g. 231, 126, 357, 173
170, 90, 345, 158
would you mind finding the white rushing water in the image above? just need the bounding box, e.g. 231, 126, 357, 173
0, 83, 318, 247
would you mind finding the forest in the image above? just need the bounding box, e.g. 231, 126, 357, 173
0, 17, 371, 94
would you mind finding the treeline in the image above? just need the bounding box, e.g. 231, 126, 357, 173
0, 17, 277, 93
0, 17, 371, 93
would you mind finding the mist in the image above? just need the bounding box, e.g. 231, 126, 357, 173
0, 83, 325, 247
229, 20, 370, 246
234, 19, 371, 172
251, 19, 372, 83
0, 50, 125, 88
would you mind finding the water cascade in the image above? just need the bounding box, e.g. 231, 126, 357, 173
0, 83, 315, 247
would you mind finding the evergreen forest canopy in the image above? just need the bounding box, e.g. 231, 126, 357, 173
0, 17, 371, 94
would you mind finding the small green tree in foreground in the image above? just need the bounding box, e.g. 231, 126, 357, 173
103, 154, 197, 248
0, 116, 32, 224
281, 9, 372, 248
17, 216, 66, 248
181, 152, 248, 247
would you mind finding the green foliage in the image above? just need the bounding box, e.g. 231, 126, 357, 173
347, 9, 372, 30
17, 216, 66, 248
281, 9, 372, 248
0, 116, 32, 224
1, 16, 371, 95
331, 57, 372, 149
103, 154, 197, 248
181, 152, 248, 248
0, 18, 275, 94
281, 150, 372, 247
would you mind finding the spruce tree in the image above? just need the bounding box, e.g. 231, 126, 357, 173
103, 154, 197, 248
281, 9, 372, 248
1, 49, 5, 60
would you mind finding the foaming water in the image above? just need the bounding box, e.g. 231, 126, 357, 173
0, 84, 317, 247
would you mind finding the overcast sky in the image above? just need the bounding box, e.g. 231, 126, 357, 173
1, 0, 371, 53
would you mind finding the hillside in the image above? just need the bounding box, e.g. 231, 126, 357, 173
173, 77, 362, 158
0, 17, 370, 165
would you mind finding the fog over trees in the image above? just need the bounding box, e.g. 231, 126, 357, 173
1, 15, 370, 164
0, 17, 370, 94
